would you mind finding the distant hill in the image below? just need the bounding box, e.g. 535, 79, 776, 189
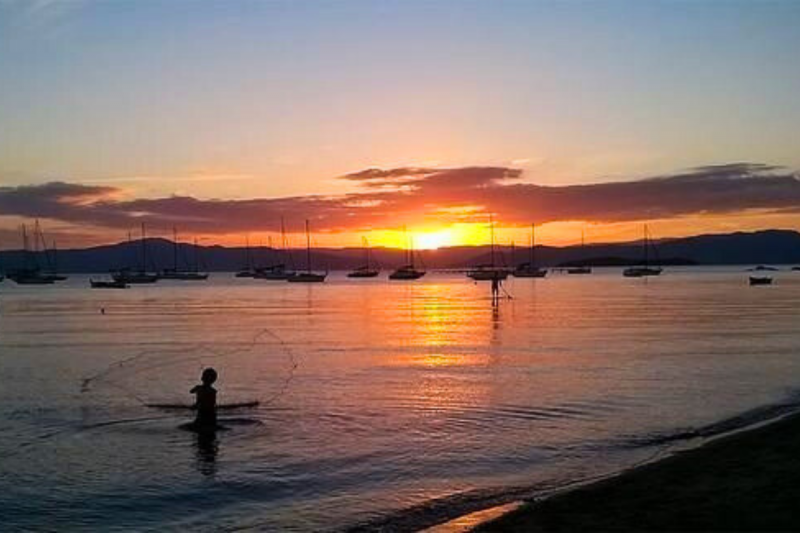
0, 230, 799, 273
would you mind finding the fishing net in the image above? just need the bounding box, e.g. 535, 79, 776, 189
80, 328, 298, 410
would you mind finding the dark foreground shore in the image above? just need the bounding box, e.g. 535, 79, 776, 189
477, 413, 800, 532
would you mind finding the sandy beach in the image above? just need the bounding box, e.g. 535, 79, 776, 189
477, 412, 800, 531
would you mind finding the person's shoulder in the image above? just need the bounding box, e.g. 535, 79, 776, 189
190, 385, 200, 393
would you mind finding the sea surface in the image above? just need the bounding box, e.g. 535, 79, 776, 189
2, 267, 800, 531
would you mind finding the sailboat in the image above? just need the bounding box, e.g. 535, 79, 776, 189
7, 223, 56, 284
111, 224, 159, 283
389, 227, 426, 280
623, 225, 663, 277
255, 218, 295, 280
160, 228, 209, 280
513, 223, 547, 278
348, 237, 380, 278
286, 220, 327, 283
566, 229, 592, 274
468, 215, 509, 281
235, 236, 258, 278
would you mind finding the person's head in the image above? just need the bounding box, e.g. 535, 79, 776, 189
201, 367, 218, 385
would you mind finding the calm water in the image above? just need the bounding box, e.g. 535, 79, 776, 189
2, 268, 800, 531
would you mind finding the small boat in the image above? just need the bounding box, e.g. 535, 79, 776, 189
623, 225, 663, 278
749, 276, 773, 286
286, 220, 327, 283
90, 279, 129, 289
792, 266, 800, 271
348, 237, 380, 278
514, 224, 547, 278
389, 227, 426, 280
467, 215, 510, 281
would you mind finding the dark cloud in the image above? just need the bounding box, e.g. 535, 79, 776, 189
1, 163, 799, 236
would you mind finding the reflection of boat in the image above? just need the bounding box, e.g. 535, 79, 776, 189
348, 237, 380, 278
286, 220, 327, 283
623, 225, 663, 278
748, 265, 779, 272
514, 223, 547, 278
749, 276, 773, 286
389, 227, 426, 280
468, 215, 510, 281
567, 230, 592, 275
160, 229, 209, 280
90, 279, 129, 289
112, 224, 160, 284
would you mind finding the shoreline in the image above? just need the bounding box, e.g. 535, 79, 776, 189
470, 410, 800, 532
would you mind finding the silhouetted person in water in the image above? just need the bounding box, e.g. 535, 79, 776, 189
190, 367, 218, 429
491, 278, 500, 304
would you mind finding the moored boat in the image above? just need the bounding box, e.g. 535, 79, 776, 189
623, 225, 663, 278
567, 230, 592, 274
111, 268, 159, 284
389, 227, 425, 281
255, 263, 293, 280
388, 265, 426, 280
348, 237, 380, 278
749, 276, 773, 286
467, 215, 510, 281
286, 220, 327, 283
160, 230, 209, 280
90, 279, 129, 289
513, 224, 547, 278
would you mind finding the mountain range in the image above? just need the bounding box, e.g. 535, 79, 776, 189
0, 230, 799, 273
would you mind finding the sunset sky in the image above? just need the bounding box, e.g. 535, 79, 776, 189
1, 0, 800, 249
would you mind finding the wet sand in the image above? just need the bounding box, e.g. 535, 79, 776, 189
477, 412, 800, 532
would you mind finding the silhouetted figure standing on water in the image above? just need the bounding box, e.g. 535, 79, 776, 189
491, 277, 500, 304
190, 368, 218, 429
